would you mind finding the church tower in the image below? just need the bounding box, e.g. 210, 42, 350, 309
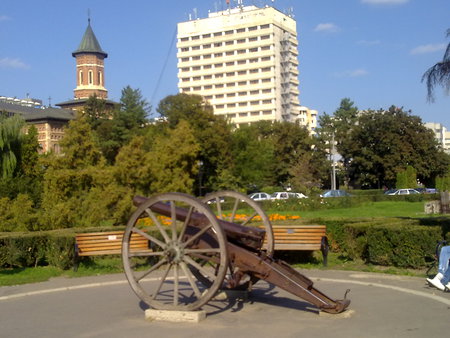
72, 18, 108, 100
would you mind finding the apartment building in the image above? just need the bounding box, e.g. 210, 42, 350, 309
425, 122, 450, 154
177, 5, 315, 130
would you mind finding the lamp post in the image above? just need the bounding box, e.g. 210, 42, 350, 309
331, 131, 337, 191
197, 160, 203, 197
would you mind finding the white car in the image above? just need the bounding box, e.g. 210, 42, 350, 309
386, 189, 420, 195
248, 192, 271, 201
270, 192, 307, 200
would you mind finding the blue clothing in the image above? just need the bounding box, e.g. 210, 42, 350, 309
438, 245, 450, 285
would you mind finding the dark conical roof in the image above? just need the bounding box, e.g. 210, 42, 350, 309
72, 20, 107, 58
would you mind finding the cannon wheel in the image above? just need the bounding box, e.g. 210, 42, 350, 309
122, 192, 228, 311
200, 190, 274, 289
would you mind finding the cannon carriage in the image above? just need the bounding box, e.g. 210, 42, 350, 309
121, 191, 350, 314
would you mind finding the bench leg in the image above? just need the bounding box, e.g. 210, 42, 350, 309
321, 236, 329, 267
73, 244, 79, 272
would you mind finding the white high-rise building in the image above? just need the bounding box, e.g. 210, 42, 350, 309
177, 4, 315, 130
425, 122, 450, 154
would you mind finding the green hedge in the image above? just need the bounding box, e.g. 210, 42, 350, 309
1, 218, 448, 270
0, 227, 125, 270
325, 219, 443, 268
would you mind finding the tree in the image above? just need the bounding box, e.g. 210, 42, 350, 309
396, 166, 417, 189
157, 93, 232, 193
58, 115, 104, 169
230, 124, 275, 191
238, 120, 321, 192
83, 94, 109, 128
422, 29, 450, 101
93, 86, 150, 163
148, 120, 200, 194
346, 106, 449, 188
0, 114, 24, 178
317, 98, 359, 188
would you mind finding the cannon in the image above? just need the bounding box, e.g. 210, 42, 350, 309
121, 191, 350, 314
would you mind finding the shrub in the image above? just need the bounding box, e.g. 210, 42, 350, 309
329, 219, 442, 268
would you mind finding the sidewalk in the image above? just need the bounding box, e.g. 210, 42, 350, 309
0, 269, 448, 338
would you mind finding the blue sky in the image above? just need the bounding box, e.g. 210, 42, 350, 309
1, 0, 449, 126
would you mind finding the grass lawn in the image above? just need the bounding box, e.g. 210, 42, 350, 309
279, 201, 431, 219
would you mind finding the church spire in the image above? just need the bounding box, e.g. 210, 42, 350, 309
72, 16, 107, 58
72, 16, 108, 100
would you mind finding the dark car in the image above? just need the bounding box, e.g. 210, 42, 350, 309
320, 190, 351, 198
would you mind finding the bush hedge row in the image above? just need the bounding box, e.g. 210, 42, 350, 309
0, 227, 124, 270
322, 218, 447, 268
1, 217, 448, 270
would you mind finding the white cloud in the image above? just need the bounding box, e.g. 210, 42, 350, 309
410, 43, 446, 55
335, 69, 369, 78
0, 15, 11, 22
0, 57, 30, 69
361, 0, 409, 4
314, 23, 340, 33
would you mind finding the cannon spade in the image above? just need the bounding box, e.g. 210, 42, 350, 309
121, 191, 350, 314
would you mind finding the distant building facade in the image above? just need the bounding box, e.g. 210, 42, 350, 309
424, 122, 450, 154
0, 96, 74, 153
176, 5, 316, 132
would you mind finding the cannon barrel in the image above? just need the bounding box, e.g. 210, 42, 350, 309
133, 195, 266, 251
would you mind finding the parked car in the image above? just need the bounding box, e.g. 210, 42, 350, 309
384, 188, 420, 195
320, 189, 351, 198
270, 192, 307, 200
248, 192, 271, 201
415, 188, 438, 194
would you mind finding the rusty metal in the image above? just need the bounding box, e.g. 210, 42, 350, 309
124, 192, 350, 314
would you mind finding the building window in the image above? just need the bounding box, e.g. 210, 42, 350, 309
88, 70, 93, 85
98, 71, 102, 85
79, 70, 83, 85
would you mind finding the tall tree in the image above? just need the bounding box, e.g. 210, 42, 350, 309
58, 115, 104, 169
243, 120, 317, 191
230, 124, 275, 191
346, 106, 449, 188
94, 86, 150, 163
149, 120, 200, 194
422, 29, 450, 101
157, 93, 232, 193
0, 114, 25, 178
318, 98, 359, 188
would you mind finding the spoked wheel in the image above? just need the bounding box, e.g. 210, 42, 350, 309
122, 192, 228, 311
201, 190, 274, 289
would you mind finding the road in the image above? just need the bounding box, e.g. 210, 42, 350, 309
0, 269, 448, 338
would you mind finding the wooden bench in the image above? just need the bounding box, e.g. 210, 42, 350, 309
74, 231, 150, 271
262, 225, 329, 266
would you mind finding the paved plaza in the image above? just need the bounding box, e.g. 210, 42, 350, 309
0, 269, 448, 337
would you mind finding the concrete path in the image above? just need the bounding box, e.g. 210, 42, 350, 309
0, 269, 448, 338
